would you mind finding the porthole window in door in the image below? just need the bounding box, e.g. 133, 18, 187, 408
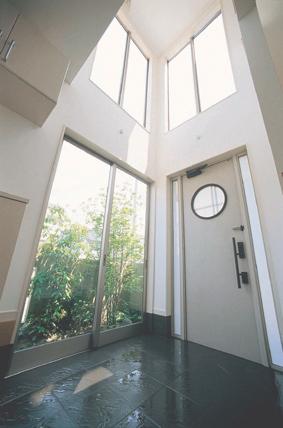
191, 184, 227, 219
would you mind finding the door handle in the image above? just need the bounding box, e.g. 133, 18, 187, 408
232, 237, 249, 288
2, 40, 15, 62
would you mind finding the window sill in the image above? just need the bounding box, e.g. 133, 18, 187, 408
165, 89, 237, 134
89, 79, 151, 134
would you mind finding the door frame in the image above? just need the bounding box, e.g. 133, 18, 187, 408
170, 150, 270, 367
9, 129, 152, 376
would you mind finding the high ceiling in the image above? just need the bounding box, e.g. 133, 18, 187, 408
120, 0, 214, 55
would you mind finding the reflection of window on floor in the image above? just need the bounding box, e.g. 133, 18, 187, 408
90, 18, 149, 128
16, 141, 148, 350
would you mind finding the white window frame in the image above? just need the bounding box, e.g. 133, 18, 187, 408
167, 11, 235, 131
92, 17, 150, 129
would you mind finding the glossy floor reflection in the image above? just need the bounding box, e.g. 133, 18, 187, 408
1, 335, 283, 427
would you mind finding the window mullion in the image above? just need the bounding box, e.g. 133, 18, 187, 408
143, 59, 149, 128
191, 38, 201, 114
119, 32, 131, 106
167, 60, 171, 131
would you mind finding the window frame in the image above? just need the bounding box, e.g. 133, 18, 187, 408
11, 134, 152, 374
167, 10, 235, 131
92, 17, 150, 129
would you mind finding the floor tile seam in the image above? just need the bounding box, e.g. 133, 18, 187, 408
161, 383, 203, 407
112, 409, 162, 428
138, 368, 186, 391
0, 390, 35, 408
51, 389, 78, 424
111, 388, 164, 428
0, 391, 75, 426
138, 349, 185, 370
50, 368, 151, 401
113, 380, 165, 417
50, 391, 78, 427
51, 374, 163, 414
0, 357, 113, 408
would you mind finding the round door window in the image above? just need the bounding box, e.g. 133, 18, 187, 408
191, 184, 227, 219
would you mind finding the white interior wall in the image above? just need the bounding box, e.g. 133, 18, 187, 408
0, 49, 157, 322
1, 0, 283, 347
152, 0, 283, 339
256, 0, 283, 91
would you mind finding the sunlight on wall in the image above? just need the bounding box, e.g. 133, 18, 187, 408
126, 124, 150, 173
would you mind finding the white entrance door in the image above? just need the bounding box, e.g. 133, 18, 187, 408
183, 159, 264, 363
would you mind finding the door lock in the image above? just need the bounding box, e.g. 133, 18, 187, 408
240, 272, 249, 284
237, 242, 245, 259
232, 237, 249, 288
232, 225, 245, 231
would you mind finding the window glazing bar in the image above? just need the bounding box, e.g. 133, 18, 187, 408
192, 10, 221, 40
142, 185, 150, 317
191, 39, 201, 114
92, 164, 116, 347
167, 60, 171, 130
119, 32, 130, 106
143, 59, 150, 128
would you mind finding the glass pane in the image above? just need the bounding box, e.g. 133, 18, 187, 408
168, 44, 197, 129
172, 181, 182, 336
90, 18, 127, 102
192, 185, 226, 219
101, 169, 147, 330
123, 40, 148, 125
16, 141, 110, 349
194, 14, 236, 111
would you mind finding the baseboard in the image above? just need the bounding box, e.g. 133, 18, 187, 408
0, 344, 14, 379
144, 313, 171, 337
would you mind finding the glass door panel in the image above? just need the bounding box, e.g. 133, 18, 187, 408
100, 169, 148, 331
16, 141, 110, 350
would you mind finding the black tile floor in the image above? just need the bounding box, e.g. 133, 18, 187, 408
1, 335, 283, 427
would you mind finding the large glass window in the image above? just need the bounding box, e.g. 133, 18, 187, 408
90, 19, 127, 103
91, 18, 149, 127
123, 41, 148, 126
194, 13, 235, 111
101, 169, 147, 331
17, 142, 110, 349
167, 12, 235, 130
16, 141, 149, 354
168, 44, 196, 129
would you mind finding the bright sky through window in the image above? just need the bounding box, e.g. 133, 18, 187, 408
194, 14, 235, 111
168, 44, 196, 129
91, 19, 127, 103
167, 13, 236, 130
50, 142, 110, 224
123, 41, 148, 126
91, 18, 149, 127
